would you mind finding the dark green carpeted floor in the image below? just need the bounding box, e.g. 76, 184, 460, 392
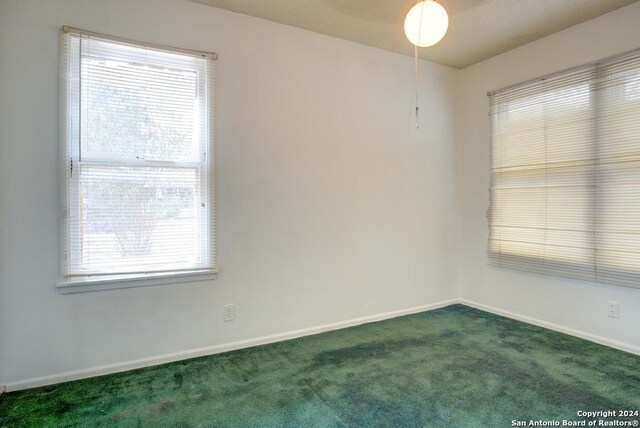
1, 304, 639, 427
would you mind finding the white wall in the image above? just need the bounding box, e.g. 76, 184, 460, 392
5, 0, 639, 392
457, 2, 640, 351
0, 0, 459, 387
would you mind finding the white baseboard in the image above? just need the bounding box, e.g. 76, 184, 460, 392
459, 299, 640, 356
4, 299, 458, 392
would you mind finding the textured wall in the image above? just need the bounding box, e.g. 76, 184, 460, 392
456, 2, 640, 352
0, 0, 459, 386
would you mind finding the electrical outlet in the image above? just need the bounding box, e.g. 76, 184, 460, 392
224, 304, 236, 322
607, 301, 620, 319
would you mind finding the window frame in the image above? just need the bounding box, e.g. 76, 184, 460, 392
57, 27, 218, 293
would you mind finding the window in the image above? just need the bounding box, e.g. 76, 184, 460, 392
488, 48, 640, 288
59, 27, 216, 289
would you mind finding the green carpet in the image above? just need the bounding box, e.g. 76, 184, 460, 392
1, 305, 639, 427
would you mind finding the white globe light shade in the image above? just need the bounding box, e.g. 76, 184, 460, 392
404, 1, 449, 47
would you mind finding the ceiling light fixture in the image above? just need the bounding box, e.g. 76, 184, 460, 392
405, 0, 448, 129
404, 0, 449, 47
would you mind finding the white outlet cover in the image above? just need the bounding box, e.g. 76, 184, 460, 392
224, 304, 236, 321
607, 301, 620, 319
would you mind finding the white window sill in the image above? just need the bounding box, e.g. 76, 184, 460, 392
56, 269, 218, 294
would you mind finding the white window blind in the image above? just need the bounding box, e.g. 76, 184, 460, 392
488, 48, 640, 288
60, 28, 216, 279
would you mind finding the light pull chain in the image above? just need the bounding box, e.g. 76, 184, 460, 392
414, 43, 420, 129
413, 1, 425, 129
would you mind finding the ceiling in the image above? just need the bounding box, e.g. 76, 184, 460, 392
191, 0, 639, 69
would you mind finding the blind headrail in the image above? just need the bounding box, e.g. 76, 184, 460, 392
62, 25, 218, 60
486, 46, 640, 97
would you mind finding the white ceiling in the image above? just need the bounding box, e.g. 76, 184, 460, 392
191, 0, 639, 69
